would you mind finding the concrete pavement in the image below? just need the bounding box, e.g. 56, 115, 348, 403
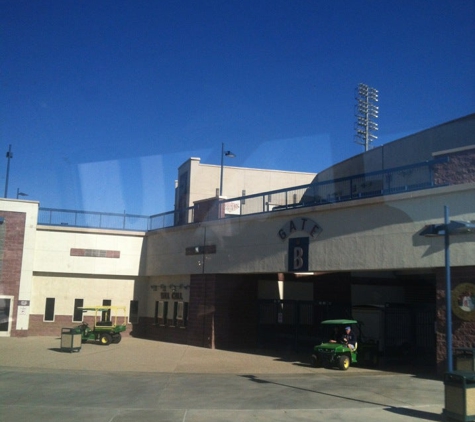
0, 336, 445, 421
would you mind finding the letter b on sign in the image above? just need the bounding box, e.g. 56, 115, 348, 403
288, 237, 309, 272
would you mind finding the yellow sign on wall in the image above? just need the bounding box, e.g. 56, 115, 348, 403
452, 283, 475, 321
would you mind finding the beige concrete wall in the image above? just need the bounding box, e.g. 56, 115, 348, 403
179, 157, 316, 207
6, 183, 474, 328
31, 275, 137, 316
145, 183, 475, 275
33, 226, 145, 276
316, 113, 475, 182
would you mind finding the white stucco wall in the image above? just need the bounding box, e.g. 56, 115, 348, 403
4, 182, 474, 326
179, 157, 316, 207
31, 275, 137, 317
146, 183, 475, 275
33, 226, 145, 276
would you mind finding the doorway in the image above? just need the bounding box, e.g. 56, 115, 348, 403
0, 296, 13, 336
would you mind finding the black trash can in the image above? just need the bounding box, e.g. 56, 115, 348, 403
455, 349, 475, 372
60, 327, 82, 353
443, 371, 475, 421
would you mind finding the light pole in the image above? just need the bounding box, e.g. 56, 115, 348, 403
355, 83, 379, 152
16, 188, 28, 199
420, 206, 475, 372
219, 143, 236, 196
4, 144, 13, 198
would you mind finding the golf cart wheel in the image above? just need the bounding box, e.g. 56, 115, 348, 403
112, 333, 122, 344
100, 333, 112, 345
311, 354, 322, 368
338, 355, 350, 370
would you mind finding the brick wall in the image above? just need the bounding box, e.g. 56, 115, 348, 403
185, 274, 260, 350
129, 275, 215, 347
436, 266, 475, 374
0, 212, 26, 296
0, 211, 26, 337
131, 316, 188, 344
433, 148, 475, 185
187, 274, 216, 348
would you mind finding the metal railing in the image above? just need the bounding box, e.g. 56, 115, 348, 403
220, 158, 443, 216
38, 158, 446, 231
38, 208, 151, 231
149, 207, 194, 231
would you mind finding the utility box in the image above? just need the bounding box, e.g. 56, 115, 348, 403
444, 371, 475, 421
455, 349, 475, 372
60, 327, 82, 353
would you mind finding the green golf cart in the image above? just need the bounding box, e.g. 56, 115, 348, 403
77, 305, 127, 345
311, 319, 360, 370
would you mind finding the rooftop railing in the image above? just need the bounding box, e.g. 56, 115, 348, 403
38, 158, 448, 231
221, 158, 444, 216
38, 208, 152, 231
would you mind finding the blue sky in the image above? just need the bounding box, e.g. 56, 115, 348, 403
1, 1, 474, 215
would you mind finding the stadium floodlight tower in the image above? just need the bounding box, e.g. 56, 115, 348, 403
354, 83, 379, 152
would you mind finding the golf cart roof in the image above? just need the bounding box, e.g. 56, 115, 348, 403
321, 319, 358, 325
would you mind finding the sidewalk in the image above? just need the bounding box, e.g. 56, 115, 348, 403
0, 335, 438, 376
0, 336, 445, 422
0, 335, 323, 374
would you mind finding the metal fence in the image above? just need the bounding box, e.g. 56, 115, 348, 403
38, 159, 444, 231
148, 207, 194, 230
221, 158, 441, 216
38, 208, 150, 231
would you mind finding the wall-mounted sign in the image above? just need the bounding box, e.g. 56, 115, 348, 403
225, 200, 241, 215
186, 245, 216, 255
288, 237, 309, 272
452, 282, 475, 321
70, 248, 120, 258
17, 300, 30, 316
161, 292, 184, 300
278, 217, 322, 241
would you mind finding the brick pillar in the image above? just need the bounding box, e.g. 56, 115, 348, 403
0, 211, 26, 337
188, 274, 216, 348
436, 266, 475, 374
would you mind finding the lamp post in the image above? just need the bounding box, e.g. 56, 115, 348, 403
354, 83, 379, 152
16, 188, 28, 199
420, 206, 475, 372
219, 143, 236, 196
4, 144, 13, 198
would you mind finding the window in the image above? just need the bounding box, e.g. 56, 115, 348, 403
172, 302, 178, 326
73, 298, 84, 322
44, 298, 55, 321
176, 302, 189, 327
157, 301, 168, 325
129, 300, 139, 324
0, 297, 11, 332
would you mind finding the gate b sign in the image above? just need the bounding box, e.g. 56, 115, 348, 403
278, 217, 321, 272
288, 237, 309, 272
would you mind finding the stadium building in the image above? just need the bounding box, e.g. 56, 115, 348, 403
1, 113, 474, 374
